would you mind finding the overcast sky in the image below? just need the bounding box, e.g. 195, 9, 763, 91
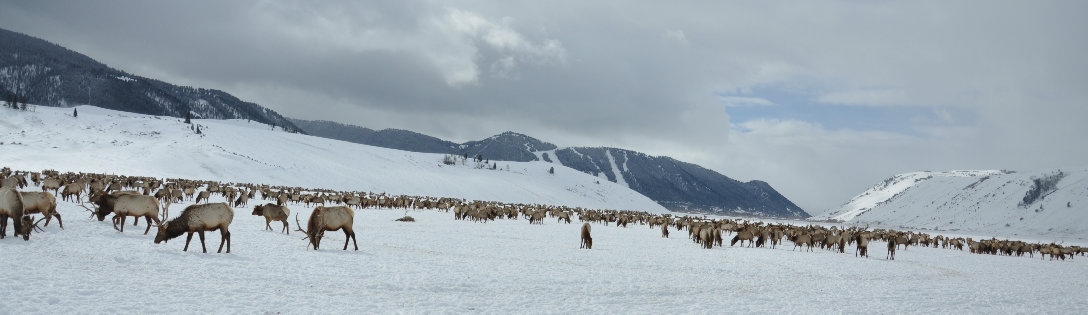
3, 1, 1086, 214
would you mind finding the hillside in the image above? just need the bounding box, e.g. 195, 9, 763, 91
0, 28, 301, 132
815, 169, 1088, 241
292, 119, 806, 218
0, 105, 666, 212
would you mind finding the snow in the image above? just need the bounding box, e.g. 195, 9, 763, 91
2, 106, 1087, 313
815, 169, 1088, 243
0, 105, 665, 213
115, 75, 136, 82
604, 149, 628, 188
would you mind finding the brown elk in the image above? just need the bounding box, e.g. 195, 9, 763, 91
61, 181, 85, 202
580, 223, 593, 249
19, 191, 62, 229
855, 233, 870, 258
90, 192, 165, 234
1, 187, 34, 240
195, 191, 211, 204
233, 193, 249, 207
154, 203, 234, 253
252, 203, 290, 234
296, 206, 358, 250
661, 224, 669, 238
887, 239, 898, 260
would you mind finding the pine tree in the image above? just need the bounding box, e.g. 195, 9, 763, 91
73, 108, 78, 117
185, 111, 192, 124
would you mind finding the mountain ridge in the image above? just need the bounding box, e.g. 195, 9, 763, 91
0, 28, 302, 132
291, 118, 808, 218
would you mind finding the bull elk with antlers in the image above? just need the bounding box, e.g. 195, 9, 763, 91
154, 203, 234, 253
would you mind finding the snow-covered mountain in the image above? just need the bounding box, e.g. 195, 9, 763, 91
292, 119, 806, 218
0, 28, 302, 133
0, 105, 666, 213
815, 169, 1088, 241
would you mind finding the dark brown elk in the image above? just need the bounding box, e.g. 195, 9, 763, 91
296, 206, 358, 250
19, 191, 62, 229
252, 203, 290, 234
887, 239, 897, 260
580, 223, 593, 249
155, 203, 234, 253
855, 233, 870, 258
1, 187, 33, 240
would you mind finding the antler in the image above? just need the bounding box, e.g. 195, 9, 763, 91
294, 213, 309, 239
32, 216, 47, 233
77, 199, 97, 218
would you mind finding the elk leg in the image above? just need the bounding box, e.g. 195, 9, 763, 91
52, 213, 63, 229
218, 229, 230, 253
265, 218, 272, 231
184, 232, 194, 251
282, 221, 289, 235
345, 229, 358, 251
118, 216, 126, 232
198, 231, 207, 253
143, 216, 153, 235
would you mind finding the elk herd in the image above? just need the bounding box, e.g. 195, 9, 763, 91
1, 166, 1086, 262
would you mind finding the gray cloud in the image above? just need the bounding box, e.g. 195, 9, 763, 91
2, 0, 1086, 213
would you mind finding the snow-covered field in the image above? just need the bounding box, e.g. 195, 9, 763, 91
2, 106, 1088, 313
0, 105, 665, 213
1, 194, 1086, 313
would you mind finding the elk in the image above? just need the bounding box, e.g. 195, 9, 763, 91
661, 224, 669, 238
295, 206, 358, 250
155, 203, 234, 253
19, 191, 62, 229
887, 239, 898, 260
580, 223, 593, 249
855, 233, 870, 258
233, 193, 249, 207
252, 203, 290, 234
61, 181, 85, 202
90, 192, 165, 234
1, 187, 32, 240
195, 191, 211, 204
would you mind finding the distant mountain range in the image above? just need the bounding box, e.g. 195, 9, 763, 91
813, 168, 1088, 239
0, 28, 301, 132
291, 119, 809, 218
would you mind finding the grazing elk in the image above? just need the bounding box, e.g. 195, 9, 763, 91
195, 191, 211, 204
580, 223, 593, 249
90, 192, 165, 234
252, 203, 290, 234
296, 206, 358, 250
1, 187, 33, 240
155, 203, 234, 253
19, 191, 62, 229
61, 181, 85, 202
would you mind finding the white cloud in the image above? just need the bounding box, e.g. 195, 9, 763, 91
816, 88, 911, 106
720, 96, 775, 107
663, 29, 688, 46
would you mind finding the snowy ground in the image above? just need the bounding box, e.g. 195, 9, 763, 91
1, 194, 1087, 314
